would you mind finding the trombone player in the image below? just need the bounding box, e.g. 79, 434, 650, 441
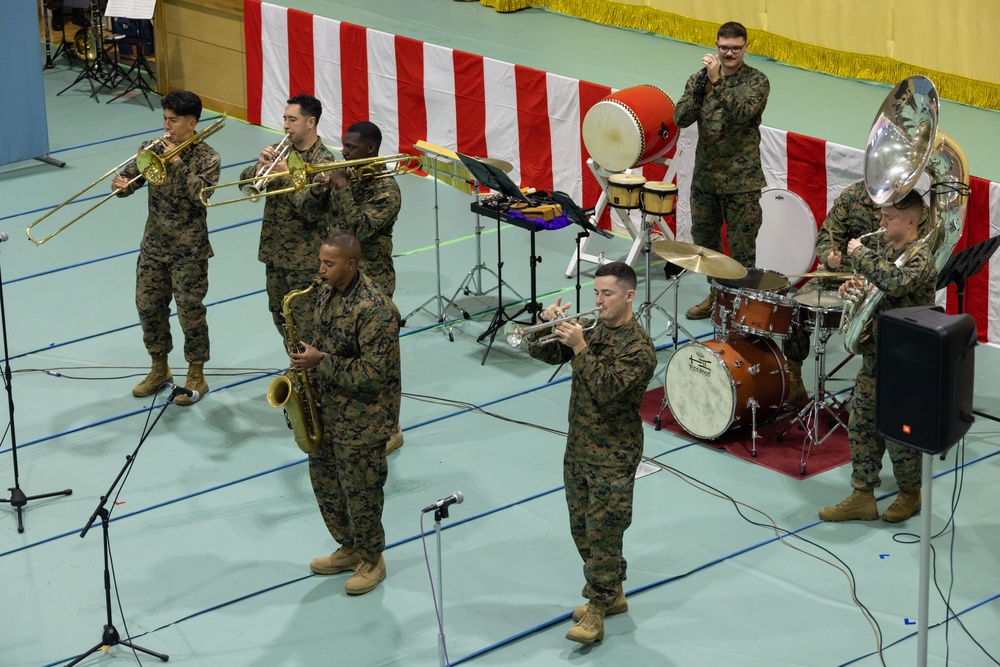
524, 262, 656, 645
241, 94, 335, 343
113, 90, 221, 405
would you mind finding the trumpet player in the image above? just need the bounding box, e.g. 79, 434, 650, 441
524, 262, 656, 645
290, 233, 400, 596
307, 120, 405, 453
819, 190, 935, 524
242, 94, 336, 344
114, 90, 221, 405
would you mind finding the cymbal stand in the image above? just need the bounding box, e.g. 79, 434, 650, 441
445, 183, 526, 312
67, 387, 185, 666
0, 240, 73, 533
401, 146, 466, 340
779, 324, 850, 475
635, 212, 688, 342
650, 265, 699, 431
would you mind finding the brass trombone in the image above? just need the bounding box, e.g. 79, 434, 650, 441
25, 133, 169, 246
504, 307, 603, 348
199, 151, 423, 206
243, 134, 293, 202
137, 114, 228, 185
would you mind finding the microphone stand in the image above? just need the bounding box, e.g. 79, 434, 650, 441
66, 388, 182, 666
433, 504, 453, 667
0, 238, 72, 533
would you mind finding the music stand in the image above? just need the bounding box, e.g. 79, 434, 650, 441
108, 35, 156, 110
459, 155, 538, 364
936, 235, 1000, 424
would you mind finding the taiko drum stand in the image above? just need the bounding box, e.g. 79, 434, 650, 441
0, 241, 72, 533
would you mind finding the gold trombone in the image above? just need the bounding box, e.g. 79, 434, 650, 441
243, 134, 293, 202
137, 114, 227, 185
504, 307, 603, 348
25, 133, 169, 246
199, 151, 423, 206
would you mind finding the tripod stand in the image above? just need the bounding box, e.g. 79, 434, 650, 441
42, 1, 73, 69
0, 239, 72, 533
57, 3, 119, 103
67, 387, 183, 666
108, 36, 156, 110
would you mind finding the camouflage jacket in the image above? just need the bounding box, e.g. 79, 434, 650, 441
816, 181, 883, 273
325, 176, 401, 291
674, 63, 769, 194
851, 238, 937, 356
310, 271, 401, 446
241, 138, 335, 268
118, 139, 221, 262
527, 317, 656, 468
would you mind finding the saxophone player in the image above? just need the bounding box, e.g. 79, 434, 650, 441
289, 233, 401, 595
818, 190, 936, 524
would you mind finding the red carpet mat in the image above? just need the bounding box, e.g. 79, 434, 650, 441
640, 386, 851, 479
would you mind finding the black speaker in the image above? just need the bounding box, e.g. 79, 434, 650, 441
876, 306, 976, 454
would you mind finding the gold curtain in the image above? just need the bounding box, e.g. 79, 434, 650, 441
477, 0, 1000, 111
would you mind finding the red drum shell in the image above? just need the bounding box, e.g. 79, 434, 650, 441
583, 85, 679, 172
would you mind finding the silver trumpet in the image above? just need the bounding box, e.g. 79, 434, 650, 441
243, 134, 293, 202
504, 307, 603, 348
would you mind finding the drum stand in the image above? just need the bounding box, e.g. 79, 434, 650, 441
401, 144, 468, 340
779, 325, 850, 475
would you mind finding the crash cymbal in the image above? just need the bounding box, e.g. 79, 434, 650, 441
786, 270, 854, 279
474, 157, 514, 173
650, 240, 748, 280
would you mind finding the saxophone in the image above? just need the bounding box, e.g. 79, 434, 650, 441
266, 279, 324, 453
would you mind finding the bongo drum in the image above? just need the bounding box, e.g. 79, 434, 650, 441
640, 181, 677, 217
607, 173, 646, 209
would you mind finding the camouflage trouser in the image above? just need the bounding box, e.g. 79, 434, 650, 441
690, 187, 763, 268
135, 252, 209, 363
564, 458, 635, 605
309, 435, 388, 563
265, 264, 319, 344
849, 354, 922, 493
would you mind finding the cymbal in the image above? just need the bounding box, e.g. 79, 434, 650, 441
787, 270, 854, 279
473, 157, 514, 173
650, 240, 748, 280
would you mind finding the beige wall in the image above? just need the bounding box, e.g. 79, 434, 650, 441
153, 0, 247, 119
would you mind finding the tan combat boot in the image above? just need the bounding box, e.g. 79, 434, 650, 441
174, 362, 208, 406
572, 584, 627, 622
786, 359, 809, 406
566, 604, 605, 644
310, 546, 361, 575
882, 490, 921, 523
132, 355, 172, 398
345, 555, 386, 595
685, 293, 714, 320
385, 426, 404, 455
819, 489, 879, 522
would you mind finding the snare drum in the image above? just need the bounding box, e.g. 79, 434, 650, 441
755, 189, 818, 279
792, 290, 845, 332
665, 335, 789, 440
731, 289, 796, 337
710, 268, 789, 334
582, 85, 679, 172
607, 173, 646, 209
640, 181, 677, 217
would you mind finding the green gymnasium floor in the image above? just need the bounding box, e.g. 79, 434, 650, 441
2, 3, 999, 666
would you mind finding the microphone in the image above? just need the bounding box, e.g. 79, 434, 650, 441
422, 491, 464, 513
166, 382, 199, 401
0, 232, 9, 243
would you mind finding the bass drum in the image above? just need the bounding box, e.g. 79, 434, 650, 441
582, 85, 679, 173
665, 336, 789, 440
755, 189, 818, 279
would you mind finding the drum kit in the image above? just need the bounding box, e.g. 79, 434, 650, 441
651, 241, 855, 461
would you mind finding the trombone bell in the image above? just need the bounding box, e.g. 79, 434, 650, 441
138, 114, 227, 186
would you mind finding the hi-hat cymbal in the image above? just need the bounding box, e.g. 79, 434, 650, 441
473, 157, 514, 173
787, 270, 854, 279
650, 240, 748, 280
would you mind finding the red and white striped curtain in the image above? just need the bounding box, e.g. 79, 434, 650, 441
244, 0, 1000, 345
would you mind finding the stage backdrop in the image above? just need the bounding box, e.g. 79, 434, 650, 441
244, 0, 1000, 346
0, 1, 51, 166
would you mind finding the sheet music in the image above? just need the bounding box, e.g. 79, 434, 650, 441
105, 0, 157, 20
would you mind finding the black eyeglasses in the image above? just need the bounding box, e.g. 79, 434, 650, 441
716, 44, 746, 54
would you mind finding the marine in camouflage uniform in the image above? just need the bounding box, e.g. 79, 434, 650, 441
291, 234, 400, 594
674, 24, 769, 269
526, 262, 656, 643
819, 192, 935, 523
115, 91, 220, 397
242, 122, 334, 342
